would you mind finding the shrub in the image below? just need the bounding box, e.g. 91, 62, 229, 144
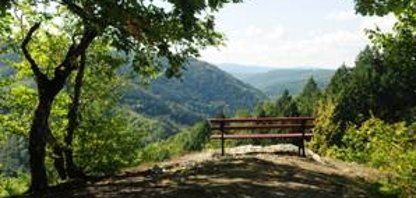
138, 121, 211, 163
335, 117, 416, 197
308, 97, 343, 154
0, 173, 29, 197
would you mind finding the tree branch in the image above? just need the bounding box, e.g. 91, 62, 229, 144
21, 22, 47, 81
53, 26, 97, 83
60, 0, 91, 22
71, 26, 98, 58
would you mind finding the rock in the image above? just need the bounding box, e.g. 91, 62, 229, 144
147, 165, 165, 178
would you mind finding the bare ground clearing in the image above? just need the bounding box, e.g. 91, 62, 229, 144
39, 144, 387, 198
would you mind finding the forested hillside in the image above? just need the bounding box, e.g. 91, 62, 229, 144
122, 59, 266, 126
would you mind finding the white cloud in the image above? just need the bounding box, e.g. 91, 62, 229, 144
327, 10, 358, 21
243, 26, 264, 38
202, 28, 364, 68
265, 27, 285, 40
360, 14, 396, 32
200, 11, 396, 69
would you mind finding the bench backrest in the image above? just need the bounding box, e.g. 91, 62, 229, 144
208, 117, 315, 156
208, 117, 315, 133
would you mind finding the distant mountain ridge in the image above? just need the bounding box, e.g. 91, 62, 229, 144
215, 63, 335, 97
241, 68, 335, 97
216, 63, 275, 79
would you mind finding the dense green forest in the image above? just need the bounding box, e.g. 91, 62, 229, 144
1, 0, 416, 197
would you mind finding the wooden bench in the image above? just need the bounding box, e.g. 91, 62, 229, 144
208, 117, 315, 157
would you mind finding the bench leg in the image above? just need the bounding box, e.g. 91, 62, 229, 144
300, 120, 306, 157
301, 139, 306, 157
297, 138, 306, 157
221, 136, 225, 156
220, 122, 225, 156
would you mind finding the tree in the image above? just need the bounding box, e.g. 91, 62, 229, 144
331, 44, 416, 126
297, 77, 321, 115
275, 90, 299, 117
353, 0, 416, 121
353, 0, 415, 17
254, 101, 275, 117
326, 63, 352, 97
0, 0, 240, 192
332, 47, 387, 126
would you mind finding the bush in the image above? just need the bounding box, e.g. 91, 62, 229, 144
138, 142, 172, 162
183, 121, 211, 151
0, 173, 29, 197
308, 97, 343, 154
334, 117, 416, 197
74, 107, 159, 175
138, 121, 211, 163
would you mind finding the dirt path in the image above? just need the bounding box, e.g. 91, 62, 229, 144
44, 145, 386, 198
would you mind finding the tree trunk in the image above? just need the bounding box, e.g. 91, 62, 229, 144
28, 80, 70, 192
52, 143, 67, 179
64, 54, 86, 178
28, 93, 54, 192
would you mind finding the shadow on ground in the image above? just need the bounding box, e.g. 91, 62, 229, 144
42, 156, 384, 198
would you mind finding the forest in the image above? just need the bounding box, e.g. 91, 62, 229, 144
0, 0, 416, 197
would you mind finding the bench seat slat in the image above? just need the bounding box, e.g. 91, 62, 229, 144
210, 133, 313, 139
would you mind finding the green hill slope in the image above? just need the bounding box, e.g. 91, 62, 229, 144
122, 59, 267, 126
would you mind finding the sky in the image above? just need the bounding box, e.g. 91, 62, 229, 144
199, 0, 396, 69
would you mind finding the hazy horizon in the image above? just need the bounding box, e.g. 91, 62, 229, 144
216, 62, 337, 70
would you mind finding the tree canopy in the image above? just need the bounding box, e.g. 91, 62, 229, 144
0, 0, 241, 193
